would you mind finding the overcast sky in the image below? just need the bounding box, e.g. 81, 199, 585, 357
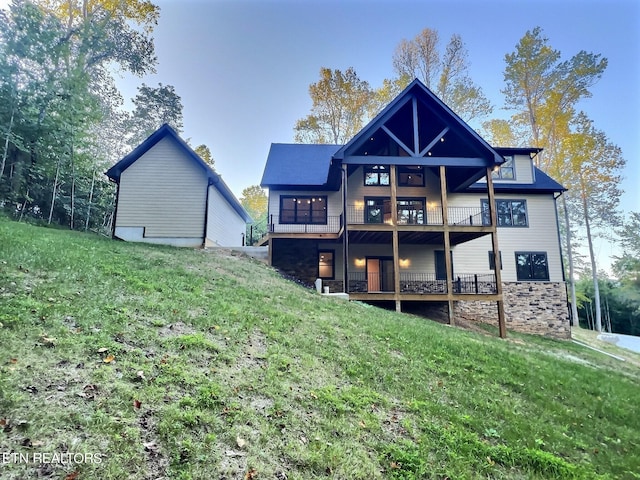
1, 0, 638, 265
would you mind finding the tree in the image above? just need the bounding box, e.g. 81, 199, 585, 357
390, 28, 492, 122
240, 185, 268, 244
294, 67, 373, 144
501, 26, 607, 170
195, 144, 214, 168
499, 27, 613, 332
127, 83, 184, 147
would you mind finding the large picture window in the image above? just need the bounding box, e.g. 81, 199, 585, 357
397, 198, 425, 225
515, 252, 549, 281
481, 199, 528, 227
365, 197, 391, 224
280, 196, 327, 224
364, 165, 390, 186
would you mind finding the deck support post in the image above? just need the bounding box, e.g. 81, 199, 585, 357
342, 164, 349, 294
439, 166, 455, 326
486, 167, 506, 338
390, 165, 401, 308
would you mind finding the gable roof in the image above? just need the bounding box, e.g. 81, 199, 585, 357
106, 124, 252, 223
260, 143, 341, 188
466, 167, 566, 194
331, 79, 506, 191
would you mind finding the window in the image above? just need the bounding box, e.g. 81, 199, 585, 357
515, 252, 549, 281
397, 198, 425, 225
365, 198, 391, 224
364, 165, 390, 186
492, 156, 515, 180
488, 251, 503, 270
318, 251, 334, 279
481, 199, 528, 227
280, 196, 327, 224
398, 166, 425, 186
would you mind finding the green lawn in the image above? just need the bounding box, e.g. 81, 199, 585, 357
0, 216, 638, 479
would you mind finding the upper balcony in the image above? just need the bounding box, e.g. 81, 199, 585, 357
346, 202, 487, 227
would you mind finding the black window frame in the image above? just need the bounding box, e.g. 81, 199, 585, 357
481, 199, 529, 227
279, 195, 328, 225
363, 165, 390, 186
492, 155, 515, 180
397, 197, 426, 225
515, 251, 550, 281
318, 250, 335, 279
397, 166, 425, 187
364, 197, 391, 224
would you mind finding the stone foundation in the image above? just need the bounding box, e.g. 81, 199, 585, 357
453, 282, 570, 339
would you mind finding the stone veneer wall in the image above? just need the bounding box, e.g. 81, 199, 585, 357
453, 282, 570, 339
271, 239, 318, 286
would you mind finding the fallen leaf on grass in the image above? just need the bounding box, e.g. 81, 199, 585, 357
244, 468, 258, 480
97, 347, 109, 353
136, 370, 146, 380
39, 335, 56, 347
133, 399, 141, 409
103, 354, 115, 363
9, 358, 17, 364
236, 436, 246, 449
64, 471, 79, 480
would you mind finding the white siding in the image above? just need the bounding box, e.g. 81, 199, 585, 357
475, 154, 534, 185
205, 185, 247, 247
116, 137, 207, 240
450, 193, 564, 282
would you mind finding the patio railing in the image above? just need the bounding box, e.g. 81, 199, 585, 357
346, 272, 497, 295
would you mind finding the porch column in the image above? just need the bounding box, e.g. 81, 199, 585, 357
390, 165, 401, 312
439, 166, 454, 325
486, 167, 506, 338
342, 163, 349, 294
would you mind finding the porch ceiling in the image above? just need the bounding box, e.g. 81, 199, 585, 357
347, 230, 490, 245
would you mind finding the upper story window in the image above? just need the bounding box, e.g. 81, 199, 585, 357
397, 198, 425, 225
398, 166, 425, 186
481, 199, 528, 227
280, 196, 327, 224
364, 165, 390, 186
492, 156, 515, 180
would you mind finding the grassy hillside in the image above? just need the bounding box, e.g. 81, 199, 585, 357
0, 216, 638, 480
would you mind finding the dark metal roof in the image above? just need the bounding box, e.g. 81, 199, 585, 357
105, 124, 252, 223
260, 143, 342, 188
466, 167, 566, 194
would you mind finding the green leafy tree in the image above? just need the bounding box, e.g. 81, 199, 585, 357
498, 27, 616, 332
127, 83, 184, 147
294, 67, 373, 144
240, 185, 267, 244
195, 144, 214, 168
390, 28, 492, 122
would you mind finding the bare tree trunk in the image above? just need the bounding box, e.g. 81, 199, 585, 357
85, 170, 95, 231
561, 195, 580, 327
70, 144, 75, 230
581, 188, 602, 332
0, 109, 14, 181
18, 189, 28, 222
48, 160, 60, 225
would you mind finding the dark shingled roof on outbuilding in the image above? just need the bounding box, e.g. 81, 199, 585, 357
260, 143, 342, 187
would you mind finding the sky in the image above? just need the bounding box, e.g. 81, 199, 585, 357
1, 0, 638, 267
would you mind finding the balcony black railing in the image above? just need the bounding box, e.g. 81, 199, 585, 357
269, 214, 342, 234
346, 272, 497, 295
345, 205, 486, 226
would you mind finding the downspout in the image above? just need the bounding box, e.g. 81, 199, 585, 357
111, 178, 120, 239
555, 191, 577, 329
203, 178, 212, 248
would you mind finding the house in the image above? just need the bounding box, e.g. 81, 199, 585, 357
260, 79, 570, 338
106, 124, 252, 248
